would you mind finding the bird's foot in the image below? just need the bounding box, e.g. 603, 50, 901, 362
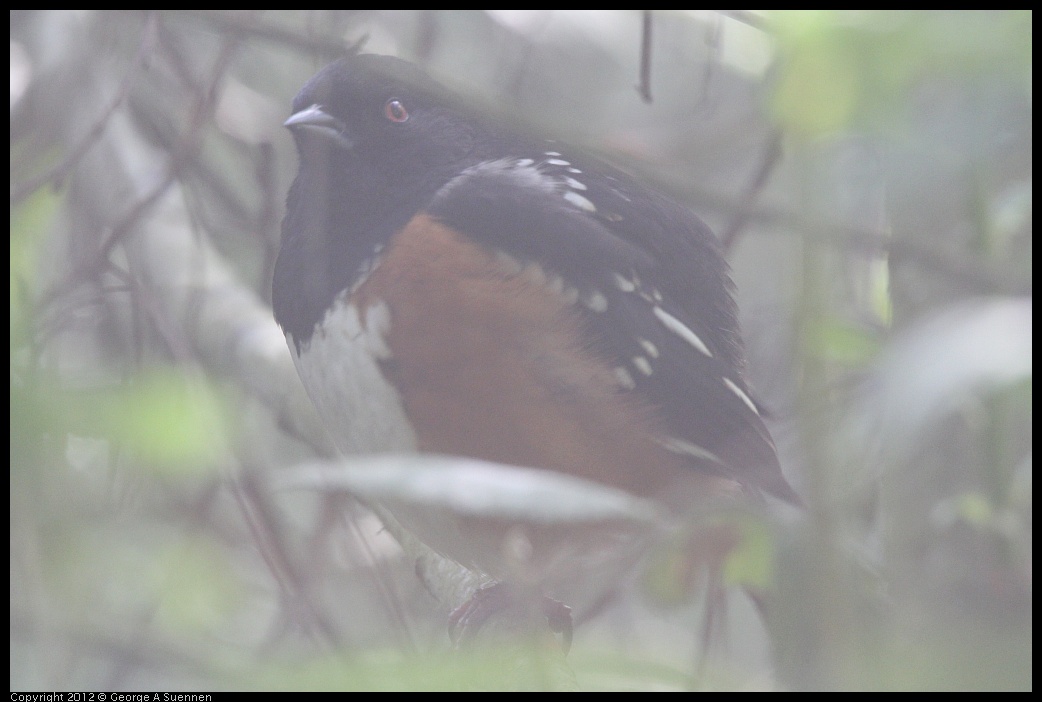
448, 582, 573, 653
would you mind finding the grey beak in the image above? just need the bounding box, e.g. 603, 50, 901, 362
284, 104, 353, 149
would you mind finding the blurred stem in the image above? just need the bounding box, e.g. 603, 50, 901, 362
982, 390, 1021, 516
791, 143, 852, 689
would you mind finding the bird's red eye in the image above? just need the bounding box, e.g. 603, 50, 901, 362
384, 99, 409, 123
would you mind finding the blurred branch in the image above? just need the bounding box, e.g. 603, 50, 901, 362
720, 130, 784, 254
10, 13, 159, 203
18, 10, 503, 649
10, 10, 1031, 691
20, 14, 331, 454
636, 11, 653, 103
35, 13, 248, 327
690, 187, 1029, 296
716, 10, 770, 33
230, 472, 346, 648
172, 10, 359, 56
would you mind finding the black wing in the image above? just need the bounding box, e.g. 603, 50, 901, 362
426, 153, 799, 504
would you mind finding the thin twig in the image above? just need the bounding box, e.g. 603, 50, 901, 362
721, 130, 784, 253
717, 10, 770, 33
636, 10, 653, 103
172, 10, 354, 56
36, 16, 249, 329
10, 13, 159, 203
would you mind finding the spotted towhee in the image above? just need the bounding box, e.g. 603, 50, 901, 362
273, 54, 799, 621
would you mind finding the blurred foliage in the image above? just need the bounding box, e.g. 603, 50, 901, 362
770, 10, 1031, 136
10, 10, 1031, 691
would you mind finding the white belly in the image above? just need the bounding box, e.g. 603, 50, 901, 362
288, 296, 417, 454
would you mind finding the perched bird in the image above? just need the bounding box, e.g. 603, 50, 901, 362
273, 53, 798, 633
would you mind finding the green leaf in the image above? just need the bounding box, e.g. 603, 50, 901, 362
722, 518, 774, 590
809, 318, 883, 366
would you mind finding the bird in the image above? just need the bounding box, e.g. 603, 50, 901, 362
273, 53, 799, 641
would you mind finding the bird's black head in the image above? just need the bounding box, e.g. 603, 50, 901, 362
275, 55, 485, 345
286, 54, 484, 195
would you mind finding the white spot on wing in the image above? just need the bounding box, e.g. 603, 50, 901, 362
544, 271, 566, 297
582, 290, 608, 313
658, 437, 723, 464
563, 191, 597, 212
614, 366, 636, 390
506, 257, 575, 300
494, 250, 525, 275
724, 377, 760, 415
546, 158, 571, 166
632, 356, 653, 376
653, 306, 713, 357
520, 261, 549, 288
612, 273, 637, 292
639, 339, 659, 358
447, 159, 557, 196
449, 158, 599, 215
560, 285, 580, 306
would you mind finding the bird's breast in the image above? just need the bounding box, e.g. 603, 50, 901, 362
288, 295, 418, 454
